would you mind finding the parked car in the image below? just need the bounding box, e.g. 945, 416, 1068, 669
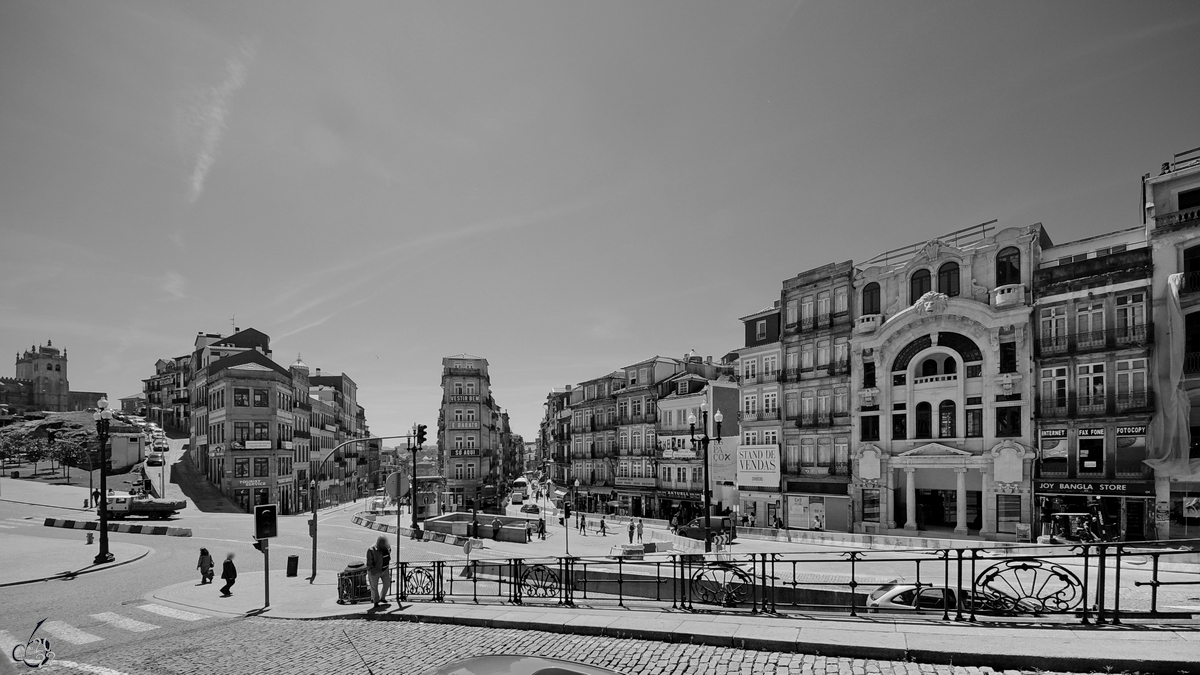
520, 503, 540, 514
677, 516, 737, 543
866, 583, 1038, 614
146, 451, 165, 466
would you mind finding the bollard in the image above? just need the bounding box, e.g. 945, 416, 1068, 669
86, 532, 94, 545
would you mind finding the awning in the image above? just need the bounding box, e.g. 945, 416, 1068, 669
554, 489, 567, 498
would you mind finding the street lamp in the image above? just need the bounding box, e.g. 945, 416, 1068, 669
93, 397, 115, 564
309, 478, 317, 581
688, 402, 723, 553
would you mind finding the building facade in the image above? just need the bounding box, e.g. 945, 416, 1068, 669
735, 303, 785, 527
850, 222, 1044, 541
438, 354, 503, 510
1, 341, 105, 418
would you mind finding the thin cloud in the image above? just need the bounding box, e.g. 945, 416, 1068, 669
161, 271, 187, 299
185, 38, 256, 205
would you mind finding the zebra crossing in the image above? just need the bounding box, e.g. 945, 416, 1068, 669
0, 516, 41, 529
2, 604, 209, 663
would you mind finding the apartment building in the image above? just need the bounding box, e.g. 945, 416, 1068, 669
850, 222, 1045, 541
570, 372, 621, 513
734, 302, 785, 527
1033, 227, 1156, 540
438, 354, 502, 510
779, 261, 855, 531
540, 388, 572, 487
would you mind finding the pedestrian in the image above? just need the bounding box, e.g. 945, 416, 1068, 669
492, 517, 502, 541
628, 520, 635, 544
637, 518, 644, 543
538, 517, 546, 540
775, 516, 784, 530
669, 515, 677, 535
366, 536, 391, 607
218, 553, 236, 597
92, 489, 101, 508
580, 514, 587, 537
196, 548, 214, 584
599, 517, 607, 536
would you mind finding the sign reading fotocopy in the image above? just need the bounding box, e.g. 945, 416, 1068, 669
736, 444, 780, 488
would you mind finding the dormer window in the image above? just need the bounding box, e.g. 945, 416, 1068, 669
678, 382, 689, 395
997, 247, 1021, 286
756, 320, 767, 340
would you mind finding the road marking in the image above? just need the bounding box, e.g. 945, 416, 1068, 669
0, 630, 18, 662
55, 660, 137, 675
0, 523, 16, 528
1166, 604, 1200, 611
90, 613, 159, 633
136, 604, 207, 621
40, 621, 102, 645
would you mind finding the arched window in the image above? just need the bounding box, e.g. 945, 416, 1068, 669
996, 247, 1021, 286
862, 282, 881, 315
55, 364, 60, 372
910, 269, 932, 301
943, 357, 956, 374
921, 359, 938, 377
939, 401, 956, 438
46, 363, 52, 371
915, 402, 932, 439
938, 262, 960, 297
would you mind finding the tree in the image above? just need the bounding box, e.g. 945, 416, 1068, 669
51, 437, 87, 482
24, 439, 47, 476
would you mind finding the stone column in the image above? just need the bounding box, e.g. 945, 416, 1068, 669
979, 468, 993, 537
954, 468, 968, 534
904, 467, 917, 531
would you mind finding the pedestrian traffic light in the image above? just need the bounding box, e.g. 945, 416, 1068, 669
254, 504, 278, 539
563, 502, 572, 519
416, 424, 427, 446
253, 539, 266, 553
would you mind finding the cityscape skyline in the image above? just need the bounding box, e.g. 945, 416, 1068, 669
3, 2, 1200, 440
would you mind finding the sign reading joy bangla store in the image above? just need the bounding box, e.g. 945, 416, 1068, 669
736, 444, 780, 489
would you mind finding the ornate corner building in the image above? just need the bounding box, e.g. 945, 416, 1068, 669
850, 222, 1042, 540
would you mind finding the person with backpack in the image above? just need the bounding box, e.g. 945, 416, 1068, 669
366, 536, 392, 607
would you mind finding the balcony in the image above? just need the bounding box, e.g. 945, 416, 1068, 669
794, 413, 816, 428
816, 313, 830, 329
831, 360, 850, 375
1036, 324, 1153, 357
913, 373, 958, 386
443, 367, 485, 377
801, 316, 815, 331
992, 283, 1026, 308
1076, 394, 1107, 416
1154, 205, 1200, 231
740, 409, 781, 423
1115, 390, 1155, 412
782, 461, 851, 477
784, 367, 801, 381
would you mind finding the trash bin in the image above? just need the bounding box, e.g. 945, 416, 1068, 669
10, 471, 18, 479
337, 562, 371, 604
286, 554, 299, 578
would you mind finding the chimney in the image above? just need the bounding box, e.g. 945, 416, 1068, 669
316, 367, 322, 376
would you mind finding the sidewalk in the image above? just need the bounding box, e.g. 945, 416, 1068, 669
149, 568, 1200, 674
0, 477, 95, 512
0, 533, 151, 587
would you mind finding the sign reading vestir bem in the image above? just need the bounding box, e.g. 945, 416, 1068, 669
736, 444, 781, 488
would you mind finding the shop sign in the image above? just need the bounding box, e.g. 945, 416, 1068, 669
210, 444, 225, 457
1039, 429, 1067, 439
736, 444, 781, 488
1035, 480, 1154, 496
1078, 428, 1105, 438
232, 478, 269, 488
244, 440, 272, 450
659, 490, 701, 501
1116, 425, 1147, 436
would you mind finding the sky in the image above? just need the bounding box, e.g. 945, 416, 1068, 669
3, 1, 1200, 441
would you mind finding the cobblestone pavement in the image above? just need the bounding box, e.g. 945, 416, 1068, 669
59, 618, 1107, 675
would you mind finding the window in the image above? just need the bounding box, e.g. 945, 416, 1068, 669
234, 388, 250, 407
817, 291, 831, 322
743, 429, 759, 445
939, 400, 956, 438
861, 415, 880, 441
834, 287, 848, 314
921, 359, 938, 377
631, 398, 643, 417
996, 495, 1021, 535
678, 382, 689, 395
1076, 303, 1105, 348
234, 422, 250, 442
253, 422, 269, 441
915, 402, 932, 439
465, 381, 476, 395
801, 296, 814, 328
1041, 367, 1067, 411
1115, 293, 1146, 342
937, 262, 960, 297
454, 464, 464, 480
892, 413, 907, 440
785, 350, 797, 370
466, 464, 476, 480
1077, 363, 1105, 410
996, 247, 1021, 286
454, 436, 464, 450
834, 389, 849, 415
996, 406, 1021, 437
801, 438, 815, 466
1179, 187, 1200, 211
756, 320, 767, 340
834, 439, 849, 474
234, 458, 249, 477
784, 442, 799, 474
801, 344, 814, 370
743, 359, 757, 380
1000, 342, 1017, 373
1116, 359, 1148, 407
676, 467, 687, 483
965, 408, 983, 437
763, 429, 778, 445
862, 489, 880, 523
801, 391, 814, 422
785, 393, 798, 418
465, 408, 476, 421
253, 389, 268, 407
910, 269, 932, 301
253, 457, 269, 477
786, 300, 798, 325
763, 354, 779, 374
817, 391, 830, 420
1078, 435, 1104, 474
466, 436, 476, 449
1115, 433, 1148, 476
817, 438, 832, 467
943, 357, 956, 374
817, 340, 830, 367
862, 283, 881, 315
863, 362, 876, 388
763, 391, 778, 413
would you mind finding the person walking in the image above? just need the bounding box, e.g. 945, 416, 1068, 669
628, 520, 635, 544
492, 517, 502, 541
599, 517, 607, 536
579, 514, 587, 536
196, 548, 214, 584
637, 518, 644, 543
366, 536, 392, 608
218, 553, 236, 597
537, 517, 546, 540
92, 489, 101, 509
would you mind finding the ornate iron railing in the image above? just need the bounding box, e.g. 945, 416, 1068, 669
391, 540, 1200, 626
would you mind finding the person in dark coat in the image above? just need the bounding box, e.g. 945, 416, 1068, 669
537, 517, 546, 540
219, 552, 236, 596
628, 520, 635, 544
492, 517, 502, 541
197, 548, 214, 584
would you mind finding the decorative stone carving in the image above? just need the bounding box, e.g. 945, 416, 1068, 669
990, 439, 1028, 484
913, 291, 949, 316
856, 445, 882, 480
969, 277, 988, 302
859, 387, 879, 405
995, 372, 1021, 395
994, 482, 1022, 494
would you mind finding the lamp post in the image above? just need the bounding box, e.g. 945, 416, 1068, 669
309, 478, 317, 581
93, 398, 115, 564
688, 402, 723, 553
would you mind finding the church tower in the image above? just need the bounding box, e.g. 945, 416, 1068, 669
15, 340, 70, 411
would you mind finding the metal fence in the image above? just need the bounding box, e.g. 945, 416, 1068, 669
393, 540, 1200, 626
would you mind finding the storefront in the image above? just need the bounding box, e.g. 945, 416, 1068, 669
658, 489, 704, 525
740, 490, 781, 528
1034, 479, 1155, 541
783, 481, 851, 531
736, 443, 781, 528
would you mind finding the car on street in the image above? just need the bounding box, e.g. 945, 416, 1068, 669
519, 503, 540, 514
146, 451, 165, 466
865, 583, 1039, 614
677, 516, 737, 543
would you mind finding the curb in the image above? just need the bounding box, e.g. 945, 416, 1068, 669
350, 513, 471, 547
43, 517, 192, 537
0, 546, 151, 588
283, 608, 1196, 675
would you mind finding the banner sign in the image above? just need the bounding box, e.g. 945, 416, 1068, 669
1039, 429, 1067, 439
1116, 425, 1147, 436
244, 440, 272, 450
736, 444, 781, 488
1036, 480, 1154, 496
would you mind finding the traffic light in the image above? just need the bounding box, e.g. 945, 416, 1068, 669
416, 424, 427, 446
253, 539, 266, 553
563, 502, 572, 519
254, 504, 278, 540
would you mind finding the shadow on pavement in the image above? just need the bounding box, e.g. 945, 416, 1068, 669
171, 448, 243, 513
